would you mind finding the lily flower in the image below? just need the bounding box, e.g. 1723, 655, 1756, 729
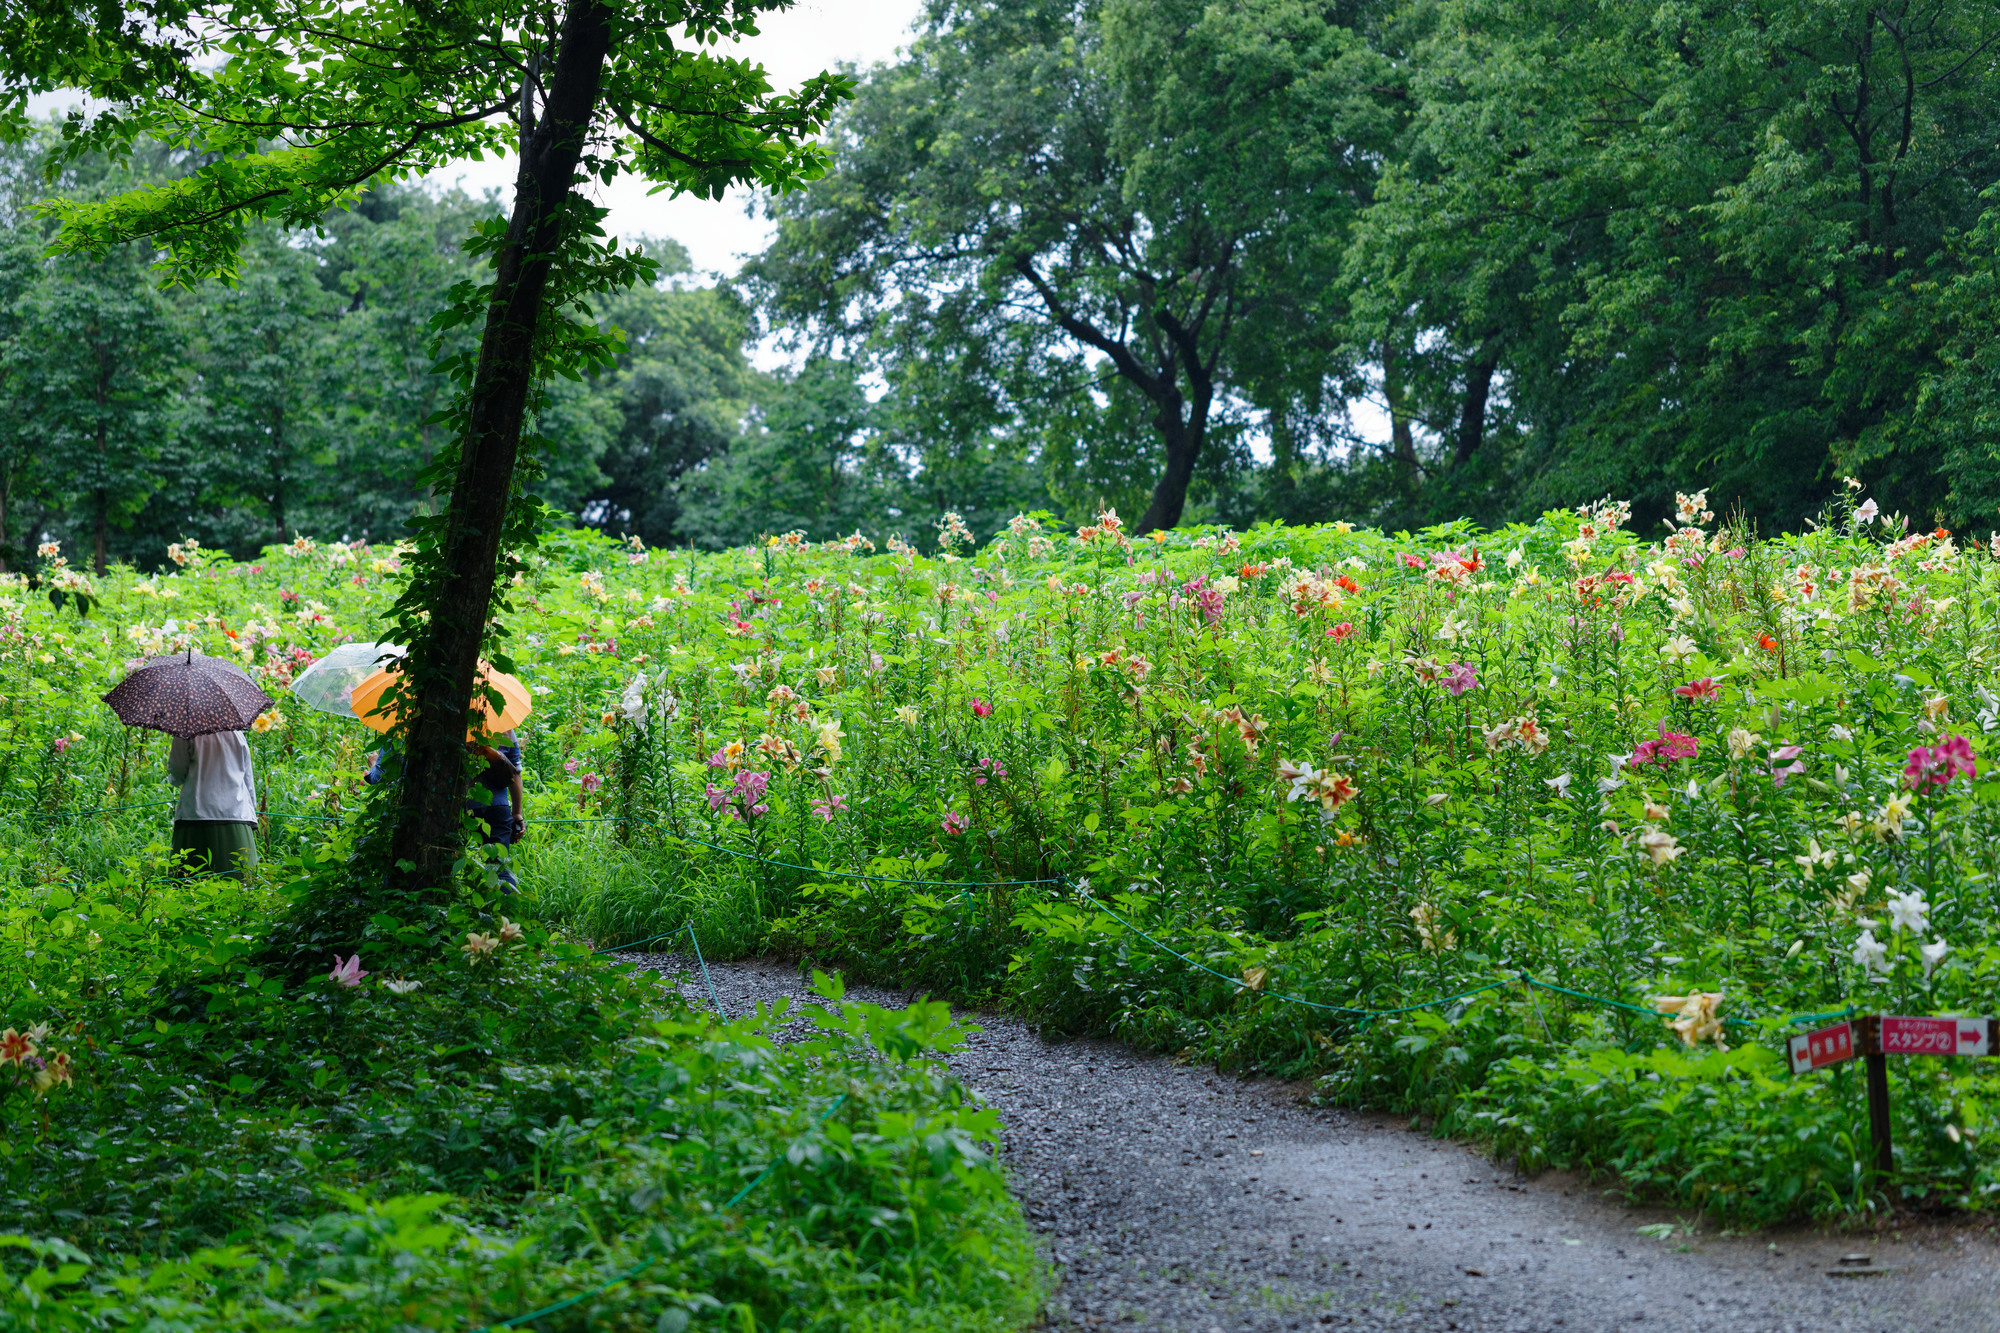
618, 673, 649, 723
1852, 929, 1889, 974
1905, 735, 1977, 788
1886, 889, 1930, 935
1638, 830, 1684, 866
1410, 902, 1457, 954
0, 1028, 34, 1067
1921, 939, 1951, 977
328, 954, 368, 989
1650, 993, 1727, 1049
1873, 793, 1913, 839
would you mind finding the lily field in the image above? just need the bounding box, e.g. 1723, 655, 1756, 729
4, 491, 2000, 1323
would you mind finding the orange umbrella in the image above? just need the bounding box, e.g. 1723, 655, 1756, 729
348, 661, 533, 737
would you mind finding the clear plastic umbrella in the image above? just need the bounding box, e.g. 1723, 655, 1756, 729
288, 641, 406, 718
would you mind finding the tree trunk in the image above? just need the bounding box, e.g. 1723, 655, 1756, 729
1133, 399, 1206, 534
93, 486, 108, 576
387, 0, 614, 889
94, 352, 112, 576
1453, 350, 1499, 468
1262, 407, 1297, 522
1007, 264, 1221, 537
1382, 336, 1418, 483
270, 404, 287, 543
1129, 316, 1216, 535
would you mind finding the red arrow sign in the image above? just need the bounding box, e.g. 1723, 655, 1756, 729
1880, 1015, 1989, 1057
1789, 1021, 1855, 1075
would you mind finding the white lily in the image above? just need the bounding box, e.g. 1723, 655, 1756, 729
1921, 939, 1951, 977
1851, 929, 1888, 974
1886, 889, 1929, 935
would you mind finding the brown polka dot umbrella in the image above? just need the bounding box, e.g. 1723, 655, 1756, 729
102, 649, 275, 737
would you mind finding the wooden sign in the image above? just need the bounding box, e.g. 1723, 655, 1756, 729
1848, 1015, 1995, 1183
1880, 1015, 1991, 1057
1848, 1014, 1995, 1058
1788, 1021, 1855, 1075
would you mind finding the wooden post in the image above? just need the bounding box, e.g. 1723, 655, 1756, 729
1864, 1053, 1892, 1174
1854, 1016, 1893, 1181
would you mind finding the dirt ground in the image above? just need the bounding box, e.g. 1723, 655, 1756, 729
632, 951, 2000, 1333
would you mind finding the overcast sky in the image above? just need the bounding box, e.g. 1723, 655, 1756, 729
29, 2, 922, 275
430, 0, 925, 278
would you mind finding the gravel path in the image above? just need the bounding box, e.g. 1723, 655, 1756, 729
628, 952, 2000, 1333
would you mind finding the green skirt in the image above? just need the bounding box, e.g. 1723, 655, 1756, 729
172, 820, 260, 882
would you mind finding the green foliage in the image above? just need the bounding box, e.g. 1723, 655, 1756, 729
15, 491, 2000, 1233
749, 0, 1397, 532
0, 854, 1042, 1329
1344, 0, 2000, 529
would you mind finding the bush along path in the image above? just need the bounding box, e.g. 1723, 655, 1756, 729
0, 896, 1044, 1331
641, 952, 2000, 1333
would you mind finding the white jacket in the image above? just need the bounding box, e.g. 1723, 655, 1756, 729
167, 732, 259, 823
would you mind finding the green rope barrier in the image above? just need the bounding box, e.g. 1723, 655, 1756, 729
593, 923, 726, 1018
1772, 1005, 1859, 1028
470, 1093, 850, 1331
590, 929, 689, 955
529, 814, 1063, 887
1084, 896, 1509, 1024
27, 802, 1869, 1034
42, 799, 176, 821
1085, 896, 1861, 1033
1514, 974, 1664, 1021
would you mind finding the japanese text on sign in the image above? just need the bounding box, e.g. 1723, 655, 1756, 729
1789, 1021, 1855, 1075
1880, 1016, 1989, 1057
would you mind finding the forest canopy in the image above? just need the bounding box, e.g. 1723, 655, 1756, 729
4, 0, 1999, 568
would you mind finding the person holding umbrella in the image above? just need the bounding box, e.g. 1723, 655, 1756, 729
166, 730, 261, 880
291, 649, 534, 891
102, 648, 274, 881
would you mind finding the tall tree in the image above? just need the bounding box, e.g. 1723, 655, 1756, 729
2, 0, 847, 924
188, 231, 340, 547
1344, 0, 2000, 527
750, 0, 1401, 532
677, 355, 880, 546
578, 248, 760, 546
9, 246, 178, 573
309, 186, 504, 541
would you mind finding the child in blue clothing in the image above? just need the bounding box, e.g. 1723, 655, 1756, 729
366, 732, 526, 889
